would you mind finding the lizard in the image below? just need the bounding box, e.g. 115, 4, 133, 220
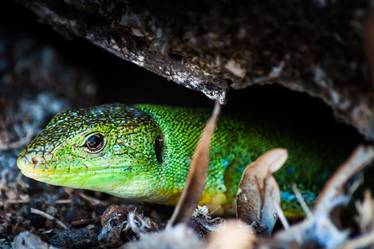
17, 104, 352, 217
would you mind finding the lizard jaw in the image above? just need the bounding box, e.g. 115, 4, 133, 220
17, 151, 55, 181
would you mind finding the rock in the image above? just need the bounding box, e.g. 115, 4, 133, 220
12, 232, 58, 249
13, 0, 374, 139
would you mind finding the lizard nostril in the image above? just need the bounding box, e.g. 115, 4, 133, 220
31, 156, 41, 165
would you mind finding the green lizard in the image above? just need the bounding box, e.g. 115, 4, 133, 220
17, 104, 351, 217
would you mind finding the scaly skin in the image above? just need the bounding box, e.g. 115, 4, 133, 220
17, 104, 350, 217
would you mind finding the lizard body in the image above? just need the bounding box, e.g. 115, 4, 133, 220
17, 104, 350, 216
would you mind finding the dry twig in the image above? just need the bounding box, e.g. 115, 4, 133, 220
337, 230, 374, 249
275, 145, 374, 249
30, 208, 67, 230
0, 128, 34, 151
79, 192, 107, 206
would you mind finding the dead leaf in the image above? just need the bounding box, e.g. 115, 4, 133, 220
168, 102, 221, 227
207, 219, 255, 249
236, 148, 288, 235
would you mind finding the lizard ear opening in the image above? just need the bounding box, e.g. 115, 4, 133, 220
155, 135, 164, 164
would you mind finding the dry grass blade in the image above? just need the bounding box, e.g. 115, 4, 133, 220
273, 200, 290, 230
292, 183, 312, 218
236, 148, 288, 235
30, 208, 67, 230
167, 102, 221, 227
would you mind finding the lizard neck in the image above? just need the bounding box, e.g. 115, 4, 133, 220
133, 104, 256, 212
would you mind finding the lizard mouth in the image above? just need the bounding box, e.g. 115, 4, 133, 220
17, 150, 136, 190
17, 152, 50, 180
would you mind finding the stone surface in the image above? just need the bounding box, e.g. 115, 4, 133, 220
12, 232, 58, 249
12, 0, 374, 139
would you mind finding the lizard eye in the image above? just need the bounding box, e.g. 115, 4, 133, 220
155, 135, 164, 164
85, 134, 104, 152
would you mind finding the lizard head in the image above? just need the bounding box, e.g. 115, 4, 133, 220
17, 104, 165, 200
